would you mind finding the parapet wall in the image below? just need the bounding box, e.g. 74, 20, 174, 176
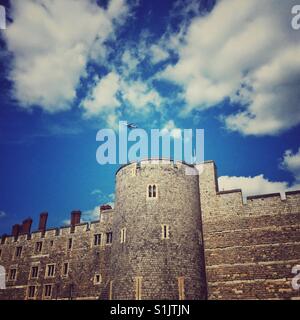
199, 161, 300, 300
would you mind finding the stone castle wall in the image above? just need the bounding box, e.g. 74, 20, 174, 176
0, 160, 299, 300
110, 160, 207, 300
0, 209, 113, 300
199, 161, 300, 300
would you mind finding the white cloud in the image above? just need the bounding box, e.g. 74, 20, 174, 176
149, 44, 169, 64
63, 206, 101, 224
108, 193, 116, 201
0, 211, 6, 219
62, 219, 71, 226
218, 147, 300, 199
225, 47, 300, 135
4, 0, 129, 112
81, 71, 163, 124
161, 120, 182, 139
121, 80, 162, 113
107, 0, 129, 21
91, 189, 115, 203
81, 72, 120, 118
219, 174, 300, 200
281, 148, 300, 182
91, 189, 103, 196
218, 175, 289, 199
160, 0, 300, 135
121, 50, 140, 76
82, 206, 101, 221
82, 202, 115, 221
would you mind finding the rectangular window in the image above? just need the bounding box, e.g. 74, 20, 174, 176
46, 264, 55, 278
94, 274, 102, 285
35, 242, 42, 253
63, 262, 69, 276
9, 268, 17, 281
148, 185, 152, 197
178, 277, 185, 300
50, 240, 54, 247
44, 285, 52, 298
135, 277, 143, 300
109, 280, 113, 300
161, 225, 170, 239
15, 246, 22, 257
28, 286, 36, 299
94, 234, 102, 246
153, 185, 157, 198
120, 228, 126, 244
68, 238, 73, 250
106, 232, 113, 244
31, 266, 39, 279
0, 249, 2, 259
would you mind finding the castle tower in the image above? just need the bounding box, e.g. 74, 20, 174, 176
110, 159, 207, 300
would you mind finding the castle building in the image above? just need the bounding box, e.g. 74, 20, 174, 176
0, 160, 299, 300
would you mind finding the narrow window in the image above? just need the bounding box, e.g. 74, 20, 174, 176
28, 286, 36, 299
50, 240, 54, 247
0, 249, 2, 259
94, 234, 102, 246
31, 266, 39, 279
44, 285, 52, 298
46, 264, 55, 278
153, 185, 157, 198
68, 238, 73, 250
35, 242, 42, 253
178, 277, 185, 300
135, 277, 143, 300
63, 262, 69, 276
9, 268, 17, 281
94, 274, 102, 285
15, 246, 22, 257
148, 185, 152, 197
161, 224, 170, 240
106, 232, 112, 244
109, 280, 113, 300
120, 228, 126, 244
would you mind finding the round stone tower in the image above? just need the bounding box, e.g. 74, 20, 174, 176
110, 159, 207, 300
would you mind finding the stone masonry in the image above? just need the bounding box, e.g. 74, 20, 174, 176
0, 159, 299, 300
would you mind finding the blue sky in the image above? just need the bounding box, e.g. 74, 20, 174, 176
0, 0, 300, 234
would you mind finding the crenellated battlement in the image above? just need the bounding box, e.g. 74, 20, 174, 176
0, 160, 299, 300
116, 158, 197, 178
199, 161, 300, 219
199, 161, 300, 300
0, 206, 113, 245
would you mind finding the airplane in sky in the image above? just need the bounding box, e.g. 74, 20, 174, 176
124, 122, 138, 129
